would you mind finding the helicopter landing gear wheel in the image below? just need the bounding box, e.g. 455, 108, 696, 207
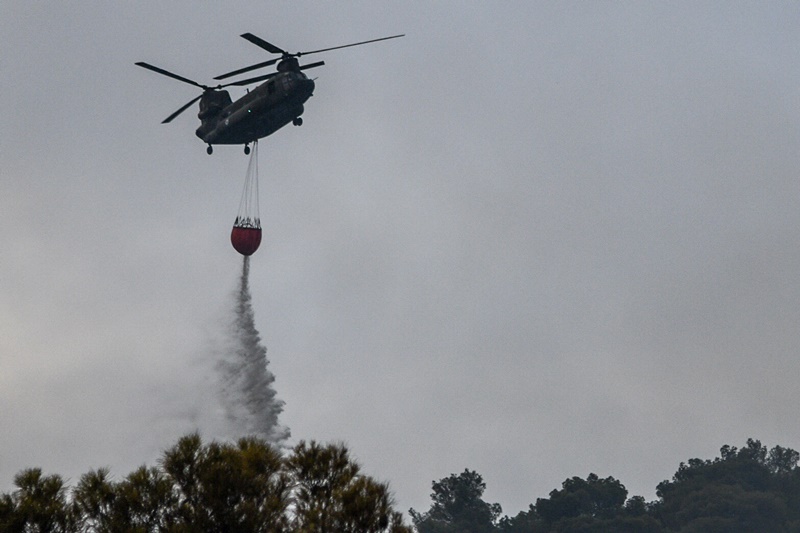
206, 145, 213, 155
244, 144, 251, 155
293, 117, 303, 126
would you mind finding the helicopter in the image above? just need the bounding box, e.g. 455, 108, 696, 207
136, 32, 403, 154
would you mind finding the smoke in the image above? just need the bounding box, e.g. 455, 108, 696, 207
216, 256, 290, 444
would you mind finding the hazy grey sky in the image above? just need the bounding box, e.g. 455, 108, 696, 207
2, 1, 799, 518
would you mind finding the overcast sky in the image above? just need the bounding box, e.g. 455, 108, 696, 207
2, 1, 800, 519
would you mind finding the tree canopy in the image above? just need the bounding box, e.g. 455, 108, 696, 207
0, 434, 411, 533
4, 436, 800, 531
409, 469, 501, 533
413, 439, 800, 533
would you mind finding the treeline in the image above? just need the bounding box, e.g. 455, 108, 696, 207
0, 435, 411, 532
411, 439, 800, 532
2, 437, 799, 532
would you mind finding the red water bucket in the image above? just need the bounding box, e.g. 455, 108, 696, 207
231, 225, 262, 256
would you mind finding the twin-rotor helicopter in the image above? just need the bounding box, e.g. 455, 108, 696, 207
136, 32, 403, 154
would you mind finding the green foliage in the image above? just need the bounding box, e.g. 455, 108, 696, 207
161, 435, 290, 531
410, 469, 501, 533
286, 440, 411, 532
421, 439, 800, 532
1, 434, 409, 532
535, 473, 628, 523
653, 438, 800, 532
768, 445, 800, 475
5, 435, 800, 532
496, 474, 659, 533
1, 468, 78, 532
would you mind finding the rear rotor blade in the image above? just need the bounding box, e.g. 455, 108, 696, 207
240, 33, 286, 54
214, 58, 279, 80
162, 95, 202, 124
299, 60, 325, 71
227, 61, 325, 87
136, 62, 206, 89
228, 71, 280, 87
300, 34, 405, 56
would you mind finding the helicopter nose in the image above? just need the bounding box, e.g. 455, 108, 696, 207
301, 78, 315, 96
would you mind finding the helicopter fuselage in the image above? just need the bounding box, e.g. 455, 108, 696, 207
196, 71, 315, 146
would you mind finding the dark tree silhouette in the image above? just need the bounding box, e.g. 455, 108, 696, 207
5, 436, 800, 531
286, 440, 411, 532
1, 434, 410, 532
0, 469, 77, 532
410, 469, 501, 533
653, 438, 800, 532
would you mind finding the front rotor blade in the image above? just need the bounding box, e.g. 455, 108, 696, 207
214, 58, 280, 80
162, 94, 202, 124
136, 62, 205, 89
240, 33, 286, 54
300, 34, 405, 56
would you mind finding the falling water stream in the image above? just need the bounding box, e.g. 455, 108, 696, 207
217, 255, 289, 444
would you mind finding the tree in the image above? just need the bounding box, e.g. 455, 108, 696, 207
410, 469, 501, 533
1, 434, 411, 532
654, 439, 800, 531
496, 504, 543, 533
495, 438, 800, 532
534, 473, 627, 523
1, 468, 77, 532
497, 475, 663, 533
72, 465, 179, 532
286, 440, 411, 532
114, 466, 178, 531
162, 434, 290, 531
768, 445, 800, 476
